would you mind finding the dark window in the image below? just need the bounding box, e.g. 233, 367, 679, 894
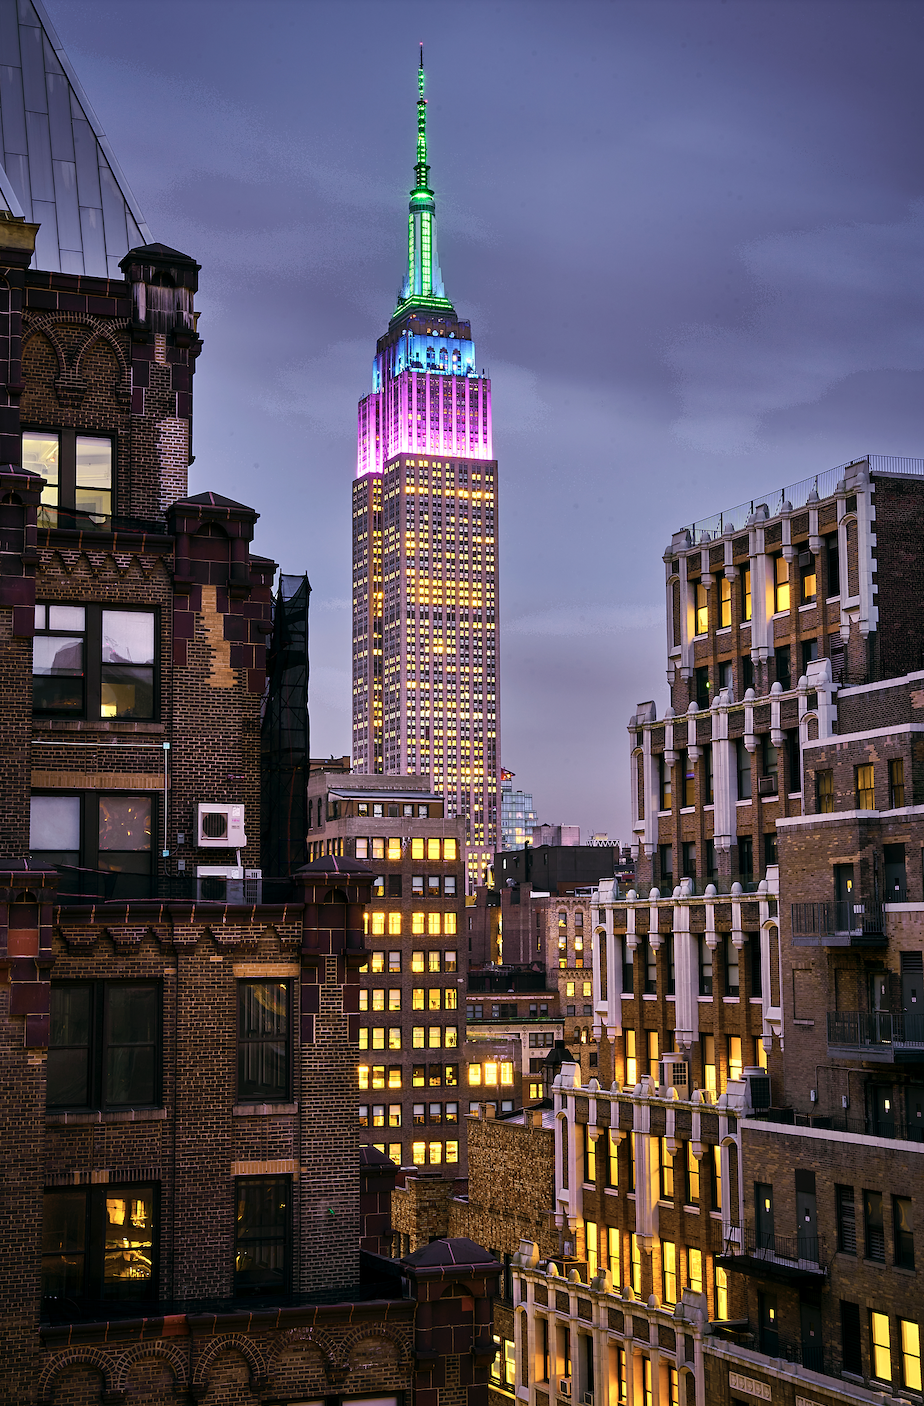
840, 1301, 862, 1375
659, 844, 673, 883
695, 666, 711, 710
682, 841, 696, 880
23, 429, 114, 524
889, 758, 906, 809
894, 1196, 914, 1269
719, 660, 733, 693
801, 638, 818, 676
836, 1185, 856, 1254
30, 792, 154, 899
749, 936, 762, 996
645, 939, 657, 995
736, 738, 752, 800
33, 603, 156, 720
699, 935, 713, 997
681, 750, 695, 807
759, 1292, 778, 1356
48, 982, 159, 1109
826, 533, 841, 597
741, 654, 754, 692
703, 743, 714, 805
621, 936, 634, 994
41, 1183, 156, 1307
864, 1190, 885, 1262
724, 936, 740, 997
238, 981, 290, 1101
774, 645, 791, 690
665, 934, 675, 995
705, 838, 717, 879
738, 835, 753, 880
234, 1176, 290, 1295
786, 729, 801, 793
388, 873, 402, 897
764, 831, 778, 866
761, 734, 778, 793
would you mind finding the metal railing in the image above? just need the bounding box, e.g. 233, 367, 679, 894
718, 1224, 827, 1273
52, 871, 299, 907
791, 900, 884, 945
827, 1010, 924, 1052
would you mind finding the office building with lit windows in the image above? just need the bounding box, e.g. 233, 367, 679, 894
500, 768, 539, 851
352, 51, 500, 889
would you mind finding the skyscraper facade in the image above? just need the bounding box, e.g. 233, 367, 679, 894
352, 52, 500, 886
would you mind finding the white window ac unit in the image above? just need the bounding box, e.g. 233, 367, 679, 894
196, 864, 244, 903
197, 803, 246, 849
583, 1393, 594, 1406
660, 1056, 690, 1097
558, 1379, 572, 1399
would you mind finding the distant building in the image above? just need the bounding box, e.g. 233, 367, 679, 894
532, 822, 580, 846
499, 768, 539, 850
496, 842, 619, 892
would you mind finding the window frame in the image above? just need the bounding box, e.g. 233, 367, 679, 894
33, 601, 159, 722
41, 1181, 158, 1309
47, 979, 161, 1111
234, 1174, 291, 1297
24, 427, 116, 524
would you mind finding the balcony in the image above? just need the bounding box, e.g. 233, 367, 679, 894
714, 1226, 827, 1285
791, 900, 885, 947
827, 1010, 924, 1063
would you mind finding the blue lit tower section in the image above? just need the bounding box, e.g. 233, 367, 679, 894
352, 49, 499, 886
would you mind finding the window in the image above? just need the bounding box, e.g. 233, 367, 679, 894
865, 1190, 885, 1262
695, 581, 708, 636
681, 750, 695, 807
736, 738, 752, 800
800, 638, 818, 679
427, 838, 441, 860
621, 936, 634, 995
355, 837, 368, 858
682, 840, 696, 879
41, 1183, 156, 1306
48, 982, 159, 1109
786, 728, 801, 793
659, 844, 673, 884
33, 604, 156, 720
774, 645, 791, 690
665, 934, 675, 994
695, 665, 711, 710
703, 744, 714, 805
741, 651, 754, 691
725, 937, 740, 998
645, 940, 657, 995
705, 839, 717, 880
660, 1136, 674, 1200
738, 834, 753, 880
816, 769, 834, 813
662, 1240, 677, 1305
647, 1029, 659, 1080
701, 1033, 716, 1093
371, 837, 385, 859
607, 1130, 619, 1188
841, 1301, 862, 1375
388, 1066, 401, 1089
870, 1310, 891, 1383
890, 758, 906, 809
630, 1233, 642, 1295
687, 1245, 703, 1295
720, 575, 732, 628
235, 1176, 289, 1295
743, 567, 752, 622
710, 1144, 722, 1212
761, 733, 778, 794
238, 981, 289, 1102
826, 532, 841, 597
427, 874, 441, 897
685, 1142, 700, 1204
625, 1028, 637, 1086
698, 937, 713, 997
411, 951, 425, 973
24, 429, 113, 523
894, 1196, 914, 1269
901, 1320, 922, 1391
584, 1126, 596, 1183
800, 554, 817, 604
659, 753, 672, 811
31, 792, 153, 899
774, 555, 790, 613
727, 1035, 742, 1082
856, 764, 875, 810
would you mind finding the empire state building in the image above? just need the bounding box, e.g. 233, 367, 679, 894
352, 51, 499, 884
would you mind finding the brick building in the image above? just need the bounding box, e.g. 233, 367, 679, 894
0, 4, 502, 1403
394, 454, 924, 1406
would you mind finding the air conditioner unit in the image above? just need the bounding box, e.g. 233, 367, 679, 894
558, 1379, 572, 1399
196, 864, 244, 903
743, 1067, 772, 1112
757, 776, 778, 797
244, 868, 263, 904
583, 1393, 594, 1405
660, 1056, 690, 1097
197, 803, 246, 849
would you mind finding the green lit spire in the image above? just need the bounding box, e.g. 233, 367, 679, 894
393, 45, 455, 321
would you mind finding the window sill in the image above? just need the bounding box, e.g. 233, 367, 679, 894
643, 993, 658, 1001
234, 1102, 299, 1116
740, 620, 751, 628
716, 627, 732, 636
34, 718, 165, 734
697, 995, 713, 1002
684, 1205, 700, 1215
772, 611, 789, 620
793, 1019, 814, 1027
47, 1107, 167, 1125
681, 806, 695, 814
799, 602, 817, 612
736, 798, 752, 806
723, 996, 740, 1004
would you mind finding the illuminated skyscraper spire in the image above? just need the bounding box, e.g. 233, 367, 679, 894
394, 46, 454, 319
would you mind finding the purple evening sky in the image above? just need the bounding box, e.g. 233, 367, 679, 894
48, 0, 924, 844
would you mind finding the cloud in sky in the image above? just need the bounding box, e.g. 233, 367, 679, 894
50, 0, 924, 839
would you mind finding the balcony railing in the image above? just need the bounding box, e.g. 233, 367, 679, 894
791, 900, 885, 946
716, 1225, 827, 1280
827, 1010, 924, 1059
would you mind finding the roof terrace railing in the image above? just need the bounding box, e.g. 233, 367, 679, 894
677, 455, 924, 545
